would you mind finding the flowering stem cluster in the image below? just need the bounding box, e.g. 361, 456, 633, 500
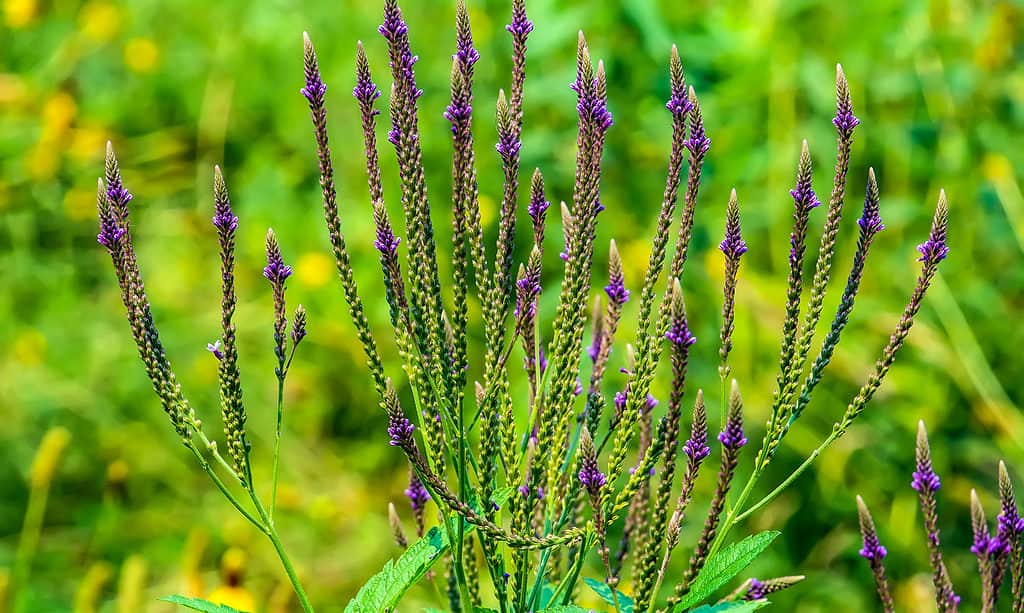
857, 423, 1023, 612
97, 147, 312, 609
98, 1, 952, 610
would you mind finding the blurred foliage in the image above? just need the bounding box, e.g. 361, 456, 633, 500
1, 0, 1022, 611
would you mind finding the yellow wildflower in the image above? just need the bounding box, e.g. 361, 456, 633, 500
124, 38, 159, 73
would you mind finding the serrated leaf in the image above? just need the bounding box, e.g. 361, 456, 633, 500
539, 606, 593, 613
688, 600, 770, 612
673, 531, 780, 610
345, 487, 515, 613
159, 595, 249, 613
345, 525, 446, 613
582, 577, 634, 612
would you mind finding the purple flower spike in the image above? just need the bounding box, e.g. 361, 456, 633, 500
291, 305, 307, 346
604, 278, 630, 306
857, 168, 885, 234
718, 381, 747, 450
683, 87, 710, 157
666, 321, 697, 348
746, 579, 767, 600
505, 0, 533, 37
374, 220, 402, 258
405, 473, 430, 511
992, 461, 1023, 556
379, 0, 423, 100
96, 179, 126, 250
444, 94, 472, 130
970, 490, 992, 556
972, 534, 991, 556
496, 132, 521, 159
832, 64, 860, 137
454, 2, 480, 68
104, 142, 134, 216
665, 45, 690, 116
578, 428, 606, 495
300, 36, 328, 105
917, 190, 950, 264
911, 424, 941, 494
211, 169, 239, 233
856, 496, 888, 560
388, 411, 415, 448
571, 55, 613, 133
790, 150, 822, 213
719, 189, 748, 258
263, 234, 293, 285
683, 438, 710, 462
859, 532, 888, 561
718, 420, 747, 449
352, 46, 382, 109
682, 400, 711, 461
528, 169, 550, 239
605, 240, 630, 306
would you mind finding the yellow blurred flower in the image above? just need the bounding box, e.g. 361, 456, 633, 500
42, 91, 77, 140
65, 187, 98, 221
124, 37, 159, 74
79, 1, 120, 42
205, 589, 256, 613
69, 126, 108, 161
0, 73, 27, 105
982, 152, 1013, 182
703, 246, 726, 282
207, 586, 255, 612
208, 548, 256, 612
29, 427, 70, 489
28, 92, 76, 179
309, 494, 338, 523
13, 328, 46, 366
296, 251, 333, 289
478, 193, 496, 227
620, 239, 648, 283
3, 0, 35, 28
27, 143, 59, 180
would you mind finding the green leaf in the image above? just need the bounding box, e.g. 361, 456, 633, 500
689, 601, 770, 612
345, 525, 447, 613
539, 606, 593, 613
346, 487, 515, 613
673, 531, 780, 610
582, 577, 634, 612
159, 595, 249, 613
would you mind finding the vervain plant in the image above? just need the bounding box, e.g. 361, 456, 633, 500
857, 422, 1023, 613
96, 1, 951, 611
96, 153, 313, 610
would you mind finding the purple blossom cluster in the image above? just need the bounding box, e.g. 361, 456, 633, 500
388, 412, 415, 448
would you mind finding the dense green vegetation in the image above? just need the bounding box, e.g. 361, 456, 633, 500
1, 0, 1021, 610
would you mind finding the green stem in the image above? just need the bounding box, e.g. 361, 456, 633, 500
734, 431, 837, 523
265, 522, 316, 613
705, 464, 760, 563
408, 387, 475, 609
243, 477, 315, 613
271, 375, 285, 522
551, 532, 594, 605
187, 442, 265, 531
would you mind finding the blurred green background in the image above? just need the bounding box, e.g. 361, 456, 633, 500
2, 0, 1023, 610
